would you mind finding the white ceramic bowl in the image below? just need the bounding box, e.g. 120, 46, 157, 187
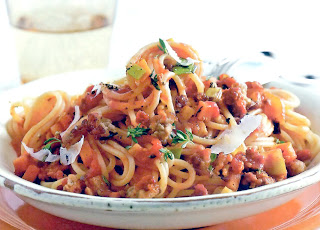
0, 69, 320, 229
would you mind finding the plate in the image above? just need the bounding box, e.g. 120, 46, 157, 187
0, 69, 320, 229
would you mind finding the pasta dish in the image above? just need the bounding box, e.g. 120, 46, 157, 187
7, 39, 320, 198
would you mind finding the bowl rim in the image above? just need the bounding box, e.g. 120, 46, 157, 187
1, 69, 320, 213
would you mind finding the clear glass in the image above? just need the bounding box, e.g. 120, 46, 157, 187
6, 0, 117, 83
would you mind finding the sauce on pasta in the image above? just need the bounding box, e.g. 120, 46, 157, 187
7, 39, 320, 198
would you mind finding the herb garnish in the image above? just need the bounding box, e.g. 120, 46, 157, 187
275, 138, 285, 144
102, 175, 111, 187
127, 123, 150, 143
105, 83, 119, 91
43, 138, 61, 151
171, 129, 193, 148
210, 153, 217, 162
158, 38, 168, 53
159, 148, 174, 161
149, 70, 160, 90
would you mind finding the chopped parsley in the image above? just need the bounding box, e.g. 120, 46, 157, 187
160, 148, 174, 161
102, 175, 111, 187
125, 145, 132, 150
171, 129, 193, 148
210, 153, 217, 162
275, 138, 285, 144
43, 137, 61, 151
127, 123, 150, 143
158, 38, 168, 53
149, 70, 160, 90
105, 83, 119, 91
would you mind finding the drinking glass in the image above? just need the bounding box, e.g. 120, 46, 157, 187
6, 0, 117, 83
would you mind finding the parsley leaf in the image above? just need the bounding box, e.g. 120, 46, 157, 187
127, 123, 150, 143
102, 175, 111, 187
159, 148, 174, 161
171, 129, 193, 148
43, 138, 61, 151
149, 70, 160, 90
210, 153, 217, 162
158, 38, 168, 53
275, 138, 285, 144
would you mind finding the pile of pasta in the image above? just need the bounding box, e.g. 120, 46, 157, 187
7, 39, 320, 198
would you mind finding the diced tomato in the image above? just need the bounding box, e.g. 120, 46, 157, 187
22, 165, 40, 182
262, 91, 285, 123
197, 101, 220, 121
13, 155, 30, 176
128, 136, 163, 170
274, 142, 297, 164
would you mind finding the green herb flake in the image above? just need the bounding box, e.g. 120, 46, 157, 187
158, 38, 168, 53
127, 64, 146, 80
125, 145, 132, 150
149, 70, 160, 90
210, 153, 217, 162
172, 64, 195, 75
43, 138, 61, 151
172, 129, 193, 148
160, 148, 174, 161
102, 175, 111, 187
275, 138, 285, 144
127, 123, 150, 143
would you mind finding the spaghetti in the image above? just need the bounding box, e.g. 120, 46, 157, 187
7, 39, 320, 198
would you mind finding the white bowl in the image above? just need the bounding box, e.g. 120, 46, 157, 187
0, 69, 320, 229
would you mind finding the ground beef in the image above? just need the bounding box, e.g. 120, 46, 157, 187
211, 153, 233, 177
287, 159, 306, 176
216, 75, 237, 89
192, 184, 208, 196
223, 87, 247, 118
38, 161, 68, 180
136, 110, 150, 127
241, 171, 275, 189
80, 85, 103, 113
234, 148, 265, 171
296, 149, 312, 161
150, 111, 176, 145
66, 113, 114, 145
175, 95, 188, 108
63, 174, 85, 194
246, 81, 264, 109
193, 93, 209, 102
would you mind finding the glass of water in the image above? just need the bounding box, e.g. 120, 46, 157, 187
6, 0, 117, 83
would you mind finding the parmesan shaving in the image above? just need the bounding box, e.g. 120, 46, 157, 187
60, 136, 84, 165
60, 105, 81, 138
22, 142, 60, 163
163, 39, 198, 66
22, 135, 85, 165
91, 83, 102, 98
211, 115, 262, 154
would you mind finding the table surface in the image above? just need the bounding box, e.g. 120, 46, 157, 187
2, 182, 320, 230
1, 1, 320, 229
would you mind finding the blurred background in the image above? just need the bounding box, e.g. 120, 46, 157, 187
1, 0, 320, 90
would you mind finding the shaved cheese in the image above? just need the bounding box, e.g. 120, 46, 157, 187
162, 39, 198, 66
22, 142, 60, 163
60, 105, 81, 138
60, 136, 84, 165
22, 136, 84, 165
211, 115, 262, 154
91, 83, 102, 98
